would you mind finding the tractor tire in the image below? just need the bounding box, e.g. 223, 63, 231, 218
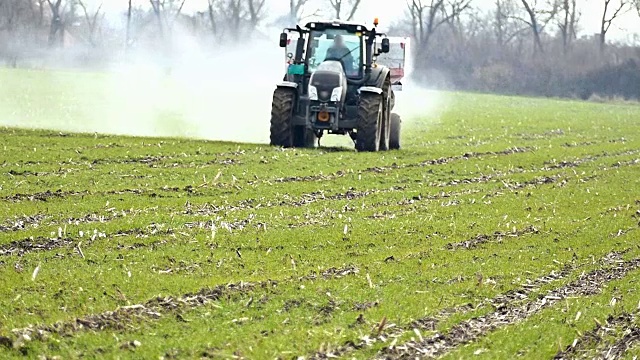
270, 88, 296, 148
390, 90, 396, 111
389, 113, 401, 150
293, 126, 317, 148
379, 82, 392, 151
356, 92, 383, 152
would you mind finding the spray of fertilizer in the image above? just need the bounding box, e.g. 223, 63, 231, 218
0, 25, 448, 144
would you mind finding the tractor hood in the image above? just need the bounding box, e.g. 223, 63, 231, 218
309, 61, 347, 102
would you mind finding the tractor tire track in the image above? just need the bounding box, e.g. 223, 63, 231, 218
3, 147, 636, 209
306, 251, 632, 359
445, 225, 541, 250
8, 266, 360, 345
0, 168, 608, 257
555, 309, 640, 359
0, 215, 48, 233
262, 147, 639, 186
374, 254, 640, 359
0, 213, 261, 257
250, 146, 534, 185
0, 226, 174, 257
2, 154, 635, 257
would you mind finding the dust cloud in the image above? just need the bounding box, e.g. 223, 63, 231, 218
0, 26, 447, 144
0, 26, 284, 144
97, 31, 284, 143
392, 40, 449, 129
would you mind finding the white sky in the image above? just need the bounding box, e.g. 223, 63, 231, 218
100, 0, 640, 42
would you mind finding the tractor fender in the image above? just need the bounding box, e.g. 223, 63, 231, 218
276, 81, 299, 90
358, 86, 383, 95
366, 66, 392, 89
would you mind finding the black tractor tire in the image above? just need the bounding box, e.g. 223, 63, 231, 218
379, 82, 392, 151
390, 90, 396, 111
270, 88, 295, 147
293, 126, 317, 148
389, 112, 401, 150
356, 93, 383, 152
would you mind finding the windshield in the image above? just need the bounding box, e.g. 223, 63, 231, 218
307, 29, 362, 78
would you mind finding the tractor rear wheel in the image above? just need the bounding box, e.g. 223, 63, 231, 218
389, 113, 401, 150
379, 82, 392, 151
293, 126, 317, 148
356, 93, 383, 152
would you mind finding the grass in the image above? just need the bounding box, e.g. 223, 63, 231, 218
1, 66, 640, 359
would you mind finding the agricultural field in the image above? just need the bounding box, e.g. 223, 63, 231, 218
1, 68, 640, 359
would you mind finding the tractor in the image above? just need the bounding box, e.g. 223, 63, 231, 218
270, 18, 402, 151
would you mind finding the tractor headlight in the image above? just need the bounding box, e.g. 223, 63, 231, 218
308, 85, 318, 101
330, 87, 343, 102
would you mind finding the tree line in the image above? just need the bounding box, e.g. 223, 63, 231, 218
1, 0, 639, 99
392, 0, 640, 99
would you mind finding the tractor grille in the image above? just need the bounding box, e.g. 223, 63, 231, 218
311, 71, 341, 102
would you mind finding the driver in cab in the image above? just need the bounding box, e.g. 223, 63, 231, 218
325, 35, 355, 75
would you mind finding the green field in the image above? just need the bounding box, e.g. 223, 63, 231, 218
1, 67, 640, 359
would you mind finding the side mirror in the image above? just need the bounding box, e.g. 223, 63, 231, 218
279, 32, 288, 48
381, 38, 390, 53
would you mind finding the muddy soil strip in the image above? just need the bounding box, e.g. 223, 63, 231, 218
0, 208, 149, 235
0, 163, 616, 257
251, 147, 533, 185
3, 189, 90, 203
445, 225, 540, 250
0, 215, 48, 233
57, 154, 241, 167
6, 266, 360, 347
5, 168, 78, 177
178, 151, 636, 216
373, 255, 640, 359
0, 225, 176, 257
270, 146, 638, 188
4, 148, 635, 206
595, 328, 640, 360
5, 155, 240, 175
555, 310, 640, 359
306, 252, 630, 359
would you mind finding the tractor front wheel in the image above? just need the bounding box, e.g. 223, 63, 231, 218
356, 93, 383, 152
270, 88, 296, 147
270, 88, 316, 148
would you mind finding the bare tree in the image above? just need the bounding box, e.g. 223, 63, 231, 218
220, 0, 243, 39
407, 0, 471, 53
0, 0, 29, 33
149, 0, 187, 40
328, 0, 362, 21
47, 0, 64, 46
442, 0, 473, 39
247, 0, 266, 30
77, 0, 103, 46
126, 0, 133, 48
32, 0, 47, 28
494, 0, 529, 50
290, 0, 307, 21
557, 0, 578, 54
599, 0, 632, 53
289, 0, 320, 22
204, 0, 217, 35
516, 0, 558, 54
